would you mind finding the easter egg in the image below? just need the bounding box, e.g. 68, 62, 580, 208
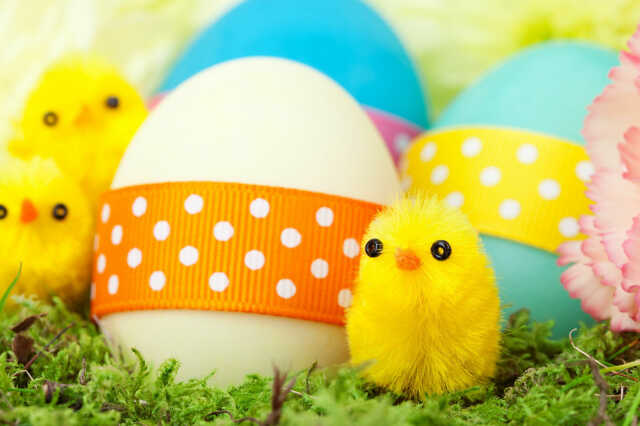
92, 57, 400, 384
403, 42, 619, 337
155, 0, 428, 166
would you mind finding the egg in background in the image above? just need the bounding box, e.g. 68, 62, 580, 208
154, 0, 428, 165
403, 42, 618, 337
94, 57, 400, 384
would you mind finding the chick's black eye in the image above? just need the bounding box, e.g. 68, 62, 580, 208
365, 238, 384, 258
431, 240, 451, 261
43, 111, 58, 126
52, 203, 68, 221
105, 96, 119, 109
0, 205, 7, 220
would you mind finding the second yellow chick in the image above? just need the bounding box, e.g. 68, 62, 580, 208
0, 155, 94, 306
9, 53, 147, 204
346, 195, 500, 399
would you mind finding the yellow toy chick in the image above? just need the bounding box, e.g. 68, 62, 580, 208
346, 195, 500, 399
8, 53, 147, 204
0, 156, 94, 306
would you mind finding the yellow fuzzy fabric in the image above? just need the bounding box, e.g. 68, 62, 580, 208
0, 156, 94, 306
8, 53, 148, 205
346, 195, 501, 398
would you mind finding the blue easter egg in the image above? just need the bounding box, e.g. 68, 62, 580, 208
438, 42, 617, 144
158, 0, 429, 127
433, 42, 619, 337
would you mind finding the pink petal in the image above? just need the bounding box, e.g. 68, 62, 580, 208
557, 240, 586, 266
621, 127, 640, 182
621, 215, 640, 293
588, 170, 640, 266
610, 310, 640, 332
561, 263, 614, 321
579, 215, 599, 236
581, 237, 607, 262
583, 25, 640, 171
592, 261, 622, 287
602, 231, 631, 267
613, 287, 637, 314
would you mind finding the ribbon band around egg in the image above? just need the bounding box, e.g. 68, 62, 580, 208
404, 127, 594, 253
91, 181, 382, 324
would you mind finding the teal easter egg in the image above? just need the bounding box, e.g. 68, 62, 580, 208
404, 42, 618, 337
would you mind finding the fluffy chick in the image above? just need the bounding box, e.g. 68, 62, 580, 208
0, 156, 94, 306
8, 53, 147, 204
346, 195, 500, 399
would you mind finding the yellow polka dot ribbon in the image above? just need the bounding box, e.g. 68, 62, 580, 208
402, 127, 594, 253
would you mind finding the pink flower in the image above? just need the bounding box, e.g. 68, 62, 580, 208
559, 25, 640, 332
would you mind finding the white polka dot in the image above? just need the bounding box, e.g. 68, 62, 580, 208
276, 279, 296, 299
576, 161, 595, 182
538, 179, 561, 200
93, 235, 99, 252
184, 194, 204, 214
343, 238, 360, 258
153, 221, 170, 241
90, 282, 96, 300
499, 199, 521, 220
420, 142, 437, 162
430, 165, 449, 185
179, 246, 199, 266
338, 289, 353, 308
127, 248, 142, 268
394, 133, 411, 153
281, 228, 302, 248
214, 221, 234, 242
107, 275, 119, 295
245, 250, 265, 270
250, 198, 270, 218
149, 271, 166, 291
311, 259, 329, 279
401, 176, 412, 191
209, 272, 229, 292
517, 144, 538, 164
111, 225, 123, 245
480, 167, 501, 187
132, 197, 147, 217
101, 204, 110, 223
559, 217, 580, 238
462, 137, 482, 157
97, 254, 106, 274
444, 192, 464, 208
316, 207, 334, 227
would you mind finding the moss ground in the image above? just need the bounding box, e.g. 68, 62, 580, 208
1, 295, 640, 425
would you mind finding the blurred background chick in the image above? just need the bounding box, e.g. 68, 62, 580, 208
8, 54, 147, 204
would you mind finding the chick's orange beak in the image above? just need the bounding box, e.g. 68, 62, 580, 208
74, 105, 92, 126
396, 248, 422, 271
20, 199, 38, 224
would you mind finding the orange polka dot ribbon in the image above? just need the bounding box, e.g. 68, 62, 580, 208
91, 182, 382, 324
403, 127, 593, 253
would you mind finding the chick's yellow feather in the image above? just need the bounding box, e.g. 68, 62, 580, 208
346, 195, 501, 398
0, 156, 94, 306
8, 53, 147, 205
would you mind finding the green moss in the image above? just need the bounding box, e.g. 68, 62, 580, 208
2, 297, 640, 425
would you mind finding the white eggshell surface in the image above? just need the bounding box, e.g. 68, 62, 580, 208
101, 57, 400, 384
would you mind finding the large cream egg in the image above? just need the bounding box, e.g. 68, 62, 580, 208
96, 57, 400, 385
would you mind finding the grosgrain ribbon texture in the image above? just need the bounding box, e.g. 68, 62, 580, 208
91, 181, 383, 324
